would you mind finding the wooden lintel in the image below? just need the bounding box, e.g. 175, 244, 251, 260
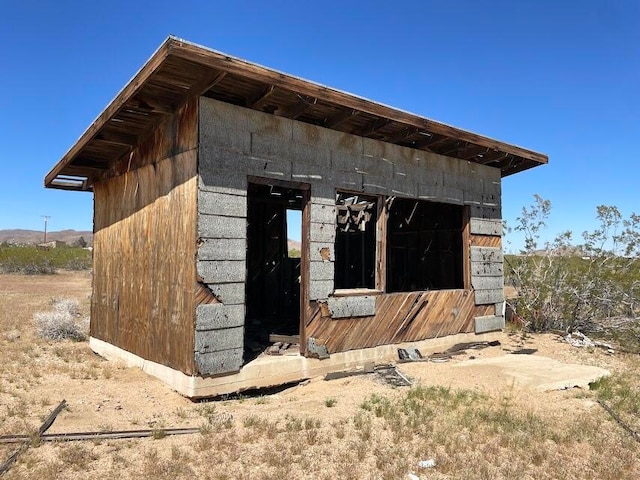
357, 117, 392, 137
325, 109, 358, 128
248, 84, 276, 108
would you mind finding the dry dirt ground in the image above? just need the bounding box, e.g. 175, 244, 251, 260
1, 272, 639, 479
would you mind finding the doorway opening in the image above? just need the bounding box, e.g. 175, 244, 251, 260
245, 180, 307, 361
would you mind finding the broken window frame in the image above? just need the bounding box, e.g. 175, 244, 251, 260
385, 196, 468, 293
333, 191, 382, 294
332, 191, 472, 297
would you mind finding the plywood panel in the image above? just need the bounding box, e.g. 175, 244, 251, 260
92, 100, 198, 375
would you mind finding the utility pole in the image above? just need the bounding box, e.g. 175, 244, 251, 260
42, 216, 50, 243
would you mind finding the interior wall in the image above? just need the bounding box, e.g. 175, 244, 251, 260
92, 99, 198, 374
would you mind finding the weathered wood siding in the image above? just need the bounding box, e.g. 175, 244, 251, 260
92, 100, 198, 374
306, 291, 494, 353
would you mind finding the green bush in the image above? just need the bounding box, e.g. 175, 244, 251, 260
505, 195, 640, 333
0, 245, 92, 274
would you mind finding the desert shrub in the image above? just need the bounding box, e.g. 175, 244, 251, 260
34, 297, 88, 341
0, 245, 91, 274
505, 195, 640, 333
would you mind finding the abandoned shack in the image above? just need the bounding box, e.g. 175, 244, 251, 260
45, 37, 547, 397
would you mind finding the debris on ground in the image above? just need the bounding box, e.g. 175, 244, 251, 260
511, 348, 538, 355
564, 331, 615, 354
418, 459, 436, 468
324, 364, 412, 387
398, 340, 502, 364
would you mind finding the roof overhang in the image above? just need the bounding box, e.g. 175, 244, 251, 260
45, 36, 548, 191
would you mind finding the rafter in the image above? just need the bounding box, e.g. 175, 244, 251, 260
356, 118, 391, 137
248, 85, 276, 108
324, 109, 358, 128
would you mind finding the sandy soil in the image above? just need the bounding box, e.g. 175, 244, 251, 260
1, 272, 637, 479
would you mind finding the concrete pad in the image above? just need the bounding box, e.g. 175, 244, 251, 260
452, 354, 610, 391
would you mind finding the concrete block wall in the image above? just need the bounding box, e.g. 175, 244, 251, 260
197, 97, 504, 370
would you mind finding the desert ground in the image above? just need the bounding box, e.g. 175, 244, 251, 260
1, 271, 639, 479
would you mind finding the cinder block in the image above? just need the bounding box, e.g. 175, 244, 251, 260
310, 242, 334, 262
443, 172, 483, 194
310, 222, 336, 243
208, 282, 245, 305
198, 168, 247, 196
470, 246, 503, 263
471, 261, 504, 277
471, 275, 504, 291
327, 296, 376, 318
195, 327, 244, 354
292, 121, 329, 147
197, 260, 246, 284
331, 150, 393, 178
195, 348, 243, 375
483, 178, 502, 196
198, 238, 246, 261
196, 304, 245, 331
198, 191, 247, 217
324, 171, 363, 192
470, 205, 502, 220
310, 261, 334, 281
198, 215, 246, 239
474, 289, 505, 305
292, 158, 330, 182
310, 203, 336, 225
418, 184, 464, 205
463, 190, 483, 206
199, 98, 251, 154
474, 315, 505, 333
482, 193, 501, 208
495, 301, 506, 316
309, 280, 334, 300
469, 218, 502, 236
247, 109, 293, 139
389, 178, 418, 198
310, 183, 335, 205
252, 133, 330, 169
362, 178, 389, 195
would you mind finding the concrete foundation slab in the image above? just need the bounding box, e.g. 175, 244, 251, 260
452, 355, 610, 391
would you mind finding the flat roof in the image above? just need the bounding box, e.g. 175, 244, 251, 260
45, 36, 548, 191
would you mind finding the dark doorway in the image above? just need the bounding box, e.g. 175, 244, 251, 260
245, 181, 306, 360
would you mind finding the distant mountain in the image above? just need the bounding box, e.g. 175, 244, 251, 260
287, 239, 301, 252
0, 229, 93, 246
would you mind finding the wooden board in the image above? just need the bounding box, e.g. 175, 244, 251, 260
92, 100, 198, 375
305, 290, 493, 353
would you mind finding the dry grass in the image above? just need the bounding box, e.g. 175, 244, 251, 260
1, 271, 639, 479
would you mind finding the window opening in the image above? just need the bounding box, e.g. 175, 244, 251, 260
335, 192, 377, 289
386, 198, 463, 292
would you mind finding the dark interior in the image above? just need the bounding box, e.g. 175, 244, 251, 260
245, 182, 303, 359
334, 192, 378, 290
386, 198, 464, 292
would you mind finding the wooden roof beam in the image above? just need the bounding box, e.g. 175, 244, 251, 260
356, 117, 392, 137
188, 70, 228, 97
95, 131, 138, 147
383, 126, 421, 144
325, 109, 359, 128
247, 85, 276, 109
285, 95, 317, 119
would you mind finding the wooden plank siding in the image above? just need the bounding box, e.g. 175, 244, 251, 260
92, 99, 198, 375
305, 290, 493, 353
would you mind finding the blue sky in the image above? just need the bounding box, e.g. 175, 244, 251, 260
1, 1, 638, 251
